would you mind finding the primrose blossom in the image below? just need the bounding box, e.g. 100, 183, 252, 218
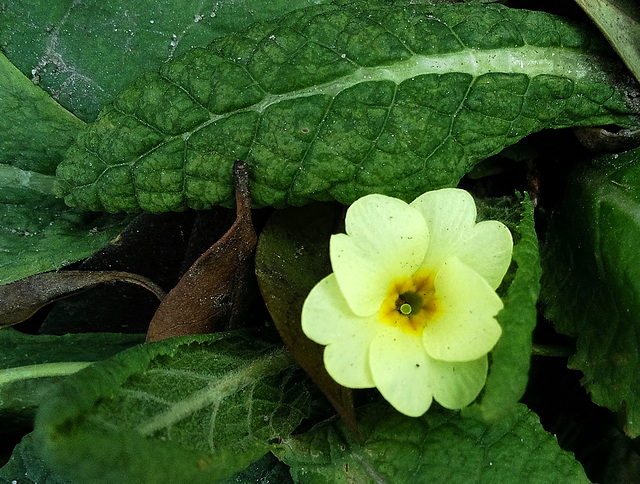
301, 188, 513, 417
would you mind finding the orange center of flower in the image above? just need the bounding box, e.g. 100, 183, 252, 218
378, 273, 441, 336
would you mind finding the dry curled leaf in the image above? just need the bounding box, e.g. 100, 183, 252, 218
146, 160, 258, 342
0, 271, 165, 328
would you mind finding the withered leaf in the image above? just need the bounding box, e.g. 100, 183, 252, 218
0, 271, 165, 328
146, 160, 258, 342
254, 204, 358, 437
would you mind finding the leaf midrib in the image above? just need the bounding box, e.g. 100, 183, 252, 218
135, 348, 292, 437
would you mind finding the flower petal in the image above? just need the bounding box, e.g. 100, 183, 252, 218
411, 188, 476, 271
429, 356, 488, 409
301, 274, 377, 387
369, 327, 434, 417
456, 220, 513, 289
423, 257, 503, 362
331, 194, 429, 316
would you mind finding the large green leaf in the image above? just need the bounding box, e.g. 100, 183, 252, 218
0, 0, 335, 122
276, 403, 589, 483
34, 330, 313, 484
541, 147, 640, 438
0, 53, 131, 284
55, 1, 640, 213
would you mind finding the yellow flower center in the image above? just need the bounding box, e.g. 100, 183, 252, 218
378, 273, 441, 336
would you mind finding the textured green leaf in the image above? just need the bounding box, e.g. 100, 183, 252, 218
55, 1, 640, 213
0, 53, 132, 284
0, 432, 72, 484
34, 330, 313, 484
276, 403, 589, 483
541, 147, 640, 438
574, 0, 640, 83
0, 0, 335, 122
469, 194, 541, 421
0, 329, 144, 425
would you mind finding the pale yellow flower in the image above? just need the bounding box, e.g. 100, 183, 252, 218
301, 189, 513, 417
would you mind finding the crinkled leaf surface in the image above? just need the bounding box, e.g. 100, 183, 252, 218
469, 194, 541, 421
275, 403, 589, 483
0, 329, 144, 425
542, 147, 640, 438
55, 1, 640, 213
0, 54, 131, 285
34, 330, 313, 484
0, 432, 72, 484
574, 0, 640, 83
0, 0, 334, 122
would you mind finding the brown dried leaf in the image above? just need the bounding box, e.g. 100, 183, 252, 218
254, 204, 358, 438
145, 161, 258, 342
0, 271, 165, 328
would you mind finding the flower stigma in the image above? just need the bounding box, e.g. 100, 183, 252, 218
379, 273, 441, 336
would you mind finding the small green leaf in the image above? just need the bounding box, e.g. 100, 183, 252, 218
470, 194, 542, 421
275, 403, 589, 483
574, 0, 640, 84
0, 432, 72, 484
0, 329, 144, 425
35, 330, 313, 484
55, 1, 640, 213
541, 147, 640, 438
1, 0, 336, 122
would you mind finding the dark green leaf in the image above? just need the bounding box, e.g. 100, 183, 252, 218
220, 452, 293, 484
574, 0, 640, 83
276, 403, 589, 483
469, 194, 542, 421
55, 1, 640, 213
541, 147, 640, 437
255, 203, 357, 435
0, 433, 72, 484
34, 330, 313, 484
1, 0, 336, 122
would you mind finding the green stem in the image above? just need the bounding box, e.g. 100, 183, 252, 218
0, 361, 93, 386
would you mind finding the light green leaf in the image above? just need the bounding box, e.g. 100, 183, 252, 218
1, 0, 334, 122
0, 328, 144, 425
35, 330, 313, 484
276, 403, 589, 483
0, 54, 132, 284
574, 0, 640, 84
469, 194, 541, 421
541, 147, 640, 438
55, 1, 640, 213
